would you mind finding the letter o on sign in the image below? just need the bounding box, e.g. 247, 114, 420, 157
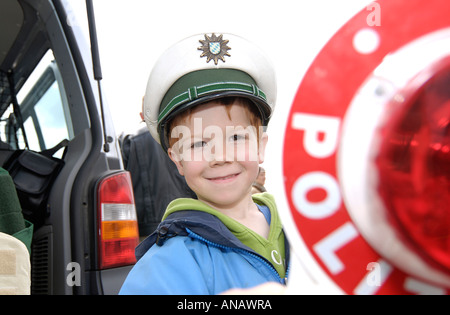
292, 172, 341, 219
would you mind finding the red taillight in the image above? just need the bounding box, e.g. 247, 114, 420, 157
375, 59, 450, 275
97, 172, 139, 269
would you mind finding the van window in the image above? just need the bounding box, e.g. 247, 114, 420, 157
0, 50, 73, 156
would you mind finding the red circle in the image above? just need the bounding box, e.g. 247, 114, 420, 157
283, 0, 450, 294
375, 57, 450, 275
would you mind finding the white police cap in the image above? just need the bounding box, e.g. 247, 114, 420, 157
143, 33, 277, 151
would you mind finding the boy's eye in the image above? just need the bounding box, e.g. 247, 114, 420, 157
191, 141, 207, 149
230, 134, 245, 141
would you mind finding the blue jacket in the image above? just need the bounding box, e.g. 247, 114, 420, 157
119, 209, 290, 295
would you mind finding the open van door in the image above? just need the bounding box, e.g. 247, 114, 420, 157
0, 0, 138, 294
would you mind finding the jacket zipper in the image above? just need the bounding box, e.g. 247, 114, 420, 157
186, 228, 289, 284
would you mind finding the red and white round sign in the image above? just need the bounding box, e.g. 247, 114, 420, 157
283, 0, 450, 294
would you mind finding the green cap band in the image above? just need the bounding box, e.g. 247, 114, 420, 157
158, 69, 267, 123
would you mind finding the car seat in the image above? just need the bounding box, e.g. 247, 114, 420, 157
0, 167, 32, 294
0, 232, 31, 294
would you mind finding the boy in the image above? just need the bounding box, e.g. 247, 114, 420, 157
119, 33, 289, 295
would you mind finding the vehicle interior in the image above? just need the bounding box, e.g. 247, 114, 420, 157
1, 0, 137, 295
0, 0, 91, 294
0, 0, 82, 155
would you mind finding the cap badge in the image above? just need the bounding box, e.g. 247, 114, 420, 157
198, 33, 231, 65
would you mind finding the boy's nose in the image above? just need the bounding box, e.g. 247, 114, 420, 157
208, 141, 234, 165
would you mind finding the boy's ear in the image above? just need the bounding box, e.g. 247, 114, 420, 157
168, 147, 185, 176
258, 133, 269, 164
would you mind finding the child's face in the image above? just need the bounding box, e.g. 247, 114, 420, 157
168, 100, 268, 210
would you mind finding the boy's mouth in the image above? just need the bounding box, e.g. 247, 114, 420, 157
207, 173, 240, 182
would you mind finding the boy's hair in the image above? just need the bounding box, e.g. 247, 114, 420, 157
167, 97, 263, 149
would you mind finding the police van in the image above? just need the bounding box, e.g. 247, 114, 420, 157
0, 0, 138, 294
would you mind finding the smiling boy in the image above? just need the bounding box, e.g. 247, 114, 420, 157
119, 33, 289, 295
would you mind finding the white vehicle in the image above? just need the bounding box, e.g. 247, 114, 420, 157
0, 0, 138, 294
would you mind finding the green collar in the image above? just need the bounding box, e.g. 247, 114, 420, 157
163, 193, 286, 277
